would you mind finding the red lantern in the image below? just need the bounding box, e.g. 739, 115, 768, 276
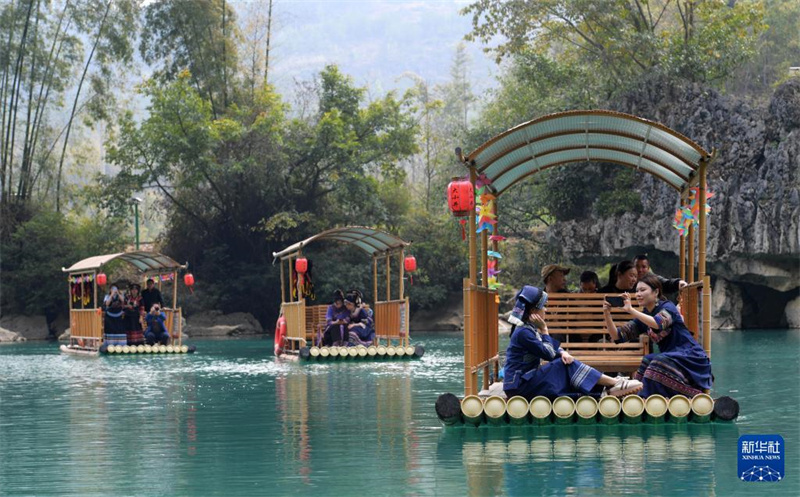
184, 273, 195, 287
96, 273, 107, 286
404, 256, 417, 272
295, 258, 308, 287
447, 178, 475, 217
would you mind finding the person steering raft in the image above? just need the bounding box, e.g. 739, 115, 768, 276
503, 286, 643, 400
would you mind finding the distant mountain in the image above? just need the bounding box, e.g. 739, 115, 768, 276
262, 0, 497, 95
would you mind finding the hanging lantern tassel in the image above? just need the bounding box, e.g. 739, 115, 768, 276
459, 219, 467, 241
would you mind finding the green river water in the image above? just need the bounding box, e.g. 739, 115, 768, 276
0, 330, 797, 496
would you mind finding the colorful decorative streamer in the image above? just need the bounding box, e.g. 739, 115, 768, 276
672, 187, 714, 235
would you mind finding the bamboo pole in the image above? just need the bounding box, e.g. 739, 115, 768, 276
481, 231, 488, 287
687, 224, 695, 283
703, 274, 711, 358
575, 396, 598, 424
373, 256, 378, 304
679, 198, 686, 282
552, 396, 576, 424
698, 159, 708, 280
463, 278, 473, 396
597, 396, 621, 424
484, 396, 507, 425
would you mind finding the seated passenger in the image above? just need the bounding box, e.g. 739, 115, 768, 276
103, 285, 127, 346
124, 283, 145, 345
633, 254, 687, 294
599, 260, 638, 293
144, 304, 170, 346
345, 291, 374, 345
542, 264, 570, 294
503, 286, 642, 400
603, 274, 711, 397
579, 271, 599, 293
322, 290, 350, 346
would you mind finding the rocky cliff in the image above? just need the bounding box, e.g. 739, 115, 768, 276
548, 78, 800, 328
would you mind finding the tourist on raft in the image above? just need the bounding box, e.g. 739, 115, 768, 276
141, 278, 164, 314
124, 283, 145, 345
345, 290, 374, 346
579, 270, 600, 293
322, 290, 350, 346
103, 285, 127, 346
632, 254, 687, 294
603, 273, 712, 398
599, 260, 639, 293
503, 285, 643, 400
144, 304, 170, 346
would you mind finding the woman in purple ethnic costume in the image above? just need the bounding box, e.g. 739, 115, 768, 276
503, 285, 643, 400
603, 273, 712, 397
323, 290, 350, 346
345, 290, 374, 346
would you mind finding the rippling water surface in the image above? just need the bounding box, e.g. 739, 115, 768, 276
0, 330, 797, 496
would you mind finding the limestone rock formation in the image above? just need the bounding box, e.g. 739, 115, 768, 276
185, 311, 264, 338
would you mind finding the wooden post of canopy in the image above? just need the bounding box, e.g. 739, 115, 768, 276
699, 153, 713, 358
399, 249, 405, 299
93, 270, 98, 309
679, 198, 686, 282
687, 224, 695, 283
481, 231, 488, 287
464, 166, 478, 396
172, 271, 178, 308
491, 200, 500, 380
280, 259, 285, 304
385, 251, 391, 301
296, 251, 303, 301
373, 256, 378, 304
287, 255, 294, 302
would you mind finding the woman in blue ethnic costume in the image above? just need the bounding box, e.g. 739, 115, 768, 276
603, 273, 712, 397
103, 285, 127, 346
323, 290, 350, 346
503, 286, 643, 400
345, 290, 374, 346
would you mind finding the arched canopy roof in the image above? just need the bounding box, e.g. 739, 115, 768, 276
273, 226, 410, 259
464, 110, 712, 194
63, 251, 185, 274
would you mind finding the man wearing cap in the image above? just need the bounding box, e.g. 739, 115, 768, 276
542, 264, 570, 294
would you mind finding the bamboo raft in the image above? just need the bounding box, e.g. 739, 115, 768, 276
296, 344, 425, 361
435, 392, 739, 427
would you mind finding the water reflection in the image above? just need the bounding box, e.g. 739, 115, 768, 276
442, 423, 734, 496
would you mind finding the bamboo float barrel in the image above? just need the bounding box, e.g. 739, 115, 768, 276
309, 347, 320, 359
367, 346, 377, 357
621, 395, 645, 423
483, 396, 507, 425
667, 395, 691, 422
357, 346, 368, 357
144, 345, 153, 353
158, 345, 167, 353
181, 345, 189, 354
506, 396, 531, 425
386, 346, 397, 357
122, 345, 131, 354
404, 346, 414, 357
166, 345, 174, 353
529, 396, 552, 425
329, 346, 340, 358
320, 347, 330, 358
597, 396, 621, 424
552, 396, 575, 425
461, 395, 485, 426
377, 345, 387, 358
644, 395, 668, 423
395, 346, 406, 358
575, 396, 598, 424
691, 394, 714, 423
346, 346, 358, 358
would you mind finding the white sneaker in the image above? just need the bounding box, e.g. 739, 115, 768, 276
607, 377, 643, 397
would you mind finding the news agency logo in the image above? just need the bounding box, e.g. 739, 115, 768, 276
738, 435, 784, 482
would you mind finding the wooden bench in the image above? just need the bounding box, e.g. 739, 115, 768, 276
545, 293, 649, 374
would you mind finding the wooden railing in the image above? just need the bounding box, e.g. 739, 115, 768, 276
679, 276, 711, 358
463, 281, 500, 395
375, 299, 409, 347
281, 301, 307, 352
69, 309, 103, 349
163, 308, 182, 346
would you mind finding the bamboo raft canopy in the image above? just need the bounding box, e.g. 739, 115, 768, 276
434, 109, 739, 425
272, 226, 424, 361
60, 251, 194, 356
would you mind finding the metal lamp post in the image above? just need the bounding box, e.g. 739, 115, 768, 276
132, 196, 143, 250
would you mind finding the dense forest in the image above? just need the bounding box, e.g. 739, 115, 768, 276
1, 0, 797, 330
